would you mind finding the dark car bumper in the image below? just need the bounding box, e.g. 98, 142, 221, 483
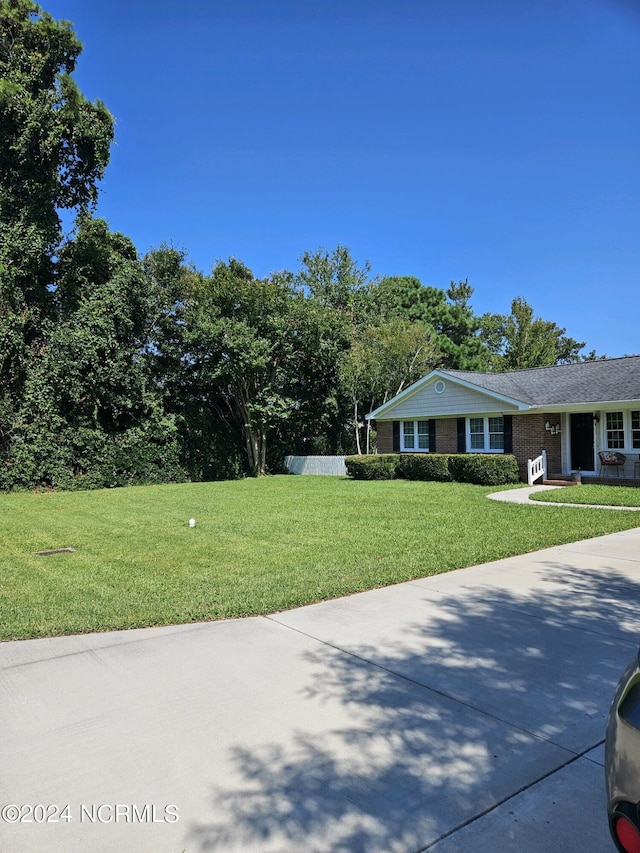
606, 647, 640, 851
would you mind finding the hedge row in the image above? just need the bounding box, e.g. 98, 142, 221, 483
343, 455, 399, 480
344, 453, 520, 486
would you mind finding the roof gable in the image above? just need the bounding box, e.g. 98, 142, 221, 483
368, 356, 640, 420
368, 371, 529, 420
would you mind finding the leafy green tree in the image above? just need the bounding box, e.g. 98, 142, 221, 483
581, 349, 607, 361
369, 276, 430, 323
296, 244, 372, 319
184, 259, 344, 476
141, 243, 202, 413
0, 0, 112, 307
370, 276, 490, 369
272, 296, 350, 459
3, 218, 185, 489
143, 247, 282, 480
480, 296, 586, 370
340, 319, 440, 453
0, 0, 113, 460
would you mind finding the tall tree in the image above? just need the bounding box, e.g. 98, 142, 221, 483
0, 0, 113, 308
5, 217, 184, 489
0, 0, 113, 458
480, 296, 586, 370
370, 276, 490, 369
141, 246, 250, 481
296, 244, 371, 319
185, 259, 343, 476
339, 319, 440, 454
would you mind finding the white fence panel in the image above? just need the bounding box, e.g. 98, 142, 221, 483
284, 455, 347, 476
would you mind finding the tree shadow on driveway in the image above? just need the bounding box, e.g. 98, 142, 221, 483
187, 560, 640, 853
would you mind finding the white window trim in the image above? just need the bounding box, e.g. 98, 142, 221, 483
466, 416, 505, 453
400, 420, 430, 453
603, 409, 640, 452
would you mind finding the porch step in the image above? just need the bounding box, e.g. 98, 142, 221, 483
542, 479, 580, 487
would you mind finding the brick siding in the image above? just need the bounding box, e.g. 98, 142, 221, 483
376, 420, 393, 453
435, 418, 459, 453
511, 413, 561, 481
375, 414, 562, 482
375, 419, 458, 454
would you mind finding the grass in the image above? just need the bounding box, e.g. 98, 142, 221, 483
529, 483, 640, 507
1, 476, 639, 641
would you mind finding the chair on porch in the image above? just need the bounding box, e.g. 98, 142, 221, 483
598, 450, 626, 478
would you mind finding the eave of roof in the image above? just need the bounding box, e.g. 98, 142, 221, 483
366, 370, 531, 420
367, 356, 640, 420
444, 356, 640, 406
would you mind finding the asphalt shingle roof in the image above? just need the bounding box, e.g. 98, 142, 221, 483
444, 355, 640, 407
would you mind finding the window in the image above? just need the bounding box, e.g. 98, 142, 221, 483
606, 411, 625, 449
469, 418, 485, 450
633, 411, 640, 449
417, 420, 429, 449
467, 416, 504, 452
488, 417, 505, 450
403, 421, 415, 449
401, 420, 429, 452
604, 410, 640, 450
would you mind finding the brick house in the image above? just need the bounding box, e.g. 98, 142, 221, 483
366, 356, 640, 482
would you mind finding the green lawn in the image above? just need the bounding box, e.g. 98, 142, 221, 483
530, 483, 640, 507
1, 476, 639, 641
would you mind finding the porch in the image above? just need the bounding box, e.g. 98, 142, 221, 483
579, 474, 640, 487
543, 474, 640, 488
528, 449, 640, 488
563, 410, 640, 482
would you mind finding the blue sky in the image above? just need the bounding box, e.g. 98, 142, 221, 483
43, 0, 640, 357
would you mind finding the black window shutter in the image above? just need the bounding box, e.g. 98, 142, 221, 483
392, 421, 400, 452
457, 417, 466, 453
428, 419, 436, 453
503, 415, 513, 454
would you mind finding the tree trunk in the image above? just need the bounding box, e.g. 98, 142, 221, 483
258, 427, 267, 476
353, 397, 362, 455
235, 394, 262, 476
365, 397, 376, 454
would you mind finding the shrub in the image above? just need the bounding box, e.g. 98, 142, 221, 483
0, 415, 189, 491
397, 453, 451, 482
345, 453, 520, 486
448, 454, 520, 486
344, 455, 399, 480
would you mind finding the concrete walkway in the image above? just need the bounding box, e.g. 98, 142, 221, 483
489, 483, 640, 509
488, 484, 563, 503
3, 527, 640, 852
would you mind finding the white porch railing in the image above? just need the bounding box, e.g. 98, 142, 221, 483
527, 449, 547, 486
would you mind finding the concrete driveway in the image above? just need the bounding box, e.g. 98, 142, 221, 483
2, 528, 640, 852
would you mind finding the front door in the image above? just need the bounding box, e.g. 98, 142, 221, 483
570, 413, 595, 471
